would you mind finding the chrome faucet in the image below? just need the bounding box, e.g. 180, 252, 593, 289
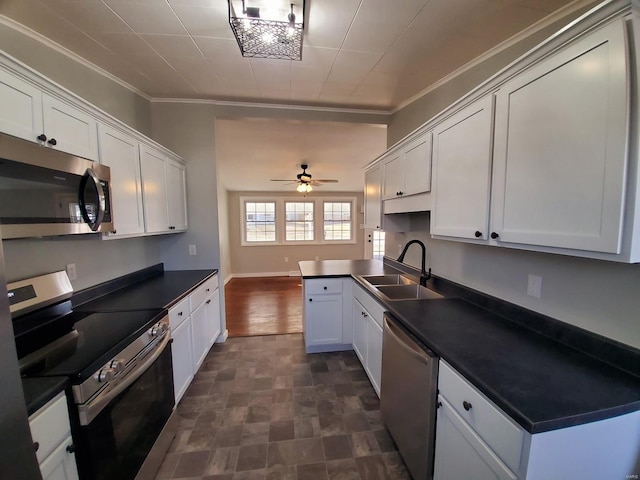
397, 239, 431, 286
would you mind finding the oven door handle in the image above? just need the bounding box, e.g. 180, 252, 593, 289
78, 331, 171, 426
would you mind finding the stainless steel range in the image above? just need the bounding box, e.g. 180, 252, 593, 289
10, 271, 176, 480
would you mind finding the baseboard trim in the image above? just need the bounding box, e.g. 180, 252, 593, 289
216, 329, 229, 343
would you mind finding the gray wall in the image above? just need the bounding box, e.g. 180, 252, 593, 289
150, 102, 221, 272
385, 5, 640, 349
0, 23, 152, 135
227, 190, 365, 276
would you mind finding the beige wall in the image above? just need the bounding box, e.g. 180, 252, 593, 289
385, 5, 640, 349
228, 190, 365, 276
0, 23, 152, 135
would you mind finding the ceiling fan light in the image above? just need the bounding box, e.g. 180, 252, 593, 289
296, 183, 312, 193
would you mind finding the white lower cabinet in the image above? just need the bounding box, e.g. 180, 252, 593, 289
434, 396, 517, 480
171, 314, 194, 403
302, 278, 352, 353
352, 282, 385, 397
435, 360, 640, 480
29, 392, 79, 480
169, 274, 220, 403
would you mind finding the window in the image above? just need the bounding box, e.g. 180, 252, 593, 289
241, 196, 357, 246
323, 202, 352, 241
372, 230, 385, 259
285, 202, 314, 241
244, 201, 276, 243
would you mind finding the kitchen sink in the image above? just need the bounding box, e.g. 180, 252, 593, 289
375, 284, 444, 301
360, 274, 417, 286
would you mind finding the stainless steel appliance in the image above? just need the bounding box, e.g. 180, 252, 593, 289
11, 271, 176, 480
0, 234, 42, 480
381, 313, 438, 480
0, 133, 113, 239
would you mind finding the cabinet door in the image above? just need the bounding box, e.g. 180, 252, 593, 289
352, 298, 367, 364
366, 316, 383, 397
431, 95, 494, 239
403, 132, 432, 195
434, 397, 517, 480
191, 301, 209, 371
204, 290, 221, 346
0, 68, 43, 142
172, 316, 194, 403
491, 20, 628, 253
305, 295, 343, 346
98, 125, 144, 237
166, 159, 188, 231
364, 165, 382, 230
382, 153, 403, 200
39, 438, 79, 480
140, 144, 169, 233
42, 94, 98, 160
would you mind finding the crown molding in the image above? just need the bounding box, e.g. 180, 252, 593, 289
390, 0, 598, 114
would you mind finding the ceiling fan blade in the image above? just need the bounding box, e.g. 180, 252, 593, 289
270, 179, 296, 182
316, 179, 339, 183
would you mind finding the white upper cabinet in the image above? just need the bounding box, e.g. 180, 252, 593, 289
0, 68, 43, 141
98, 125, 144, 237
431, 95, 495, 240
0, 69, 98, 160
42, 94, 99, 161
166, 159, 188, 232
140, 144, 188, 234
364, 164, 382, 230
382, 132, 432, 200
491, 19, 629, 253
140, 144, 170, 234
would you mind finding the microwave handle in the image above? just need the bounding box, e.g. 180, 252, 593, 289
79, 168, 105, 231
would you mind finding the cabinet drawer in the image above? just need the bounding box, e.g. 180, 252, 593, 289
169, 297, 189, 330
29, 392, 71, 464
305, 278, 343, 295
352, 282, 385, 327
438, 361, 524, 473
190, 276, 219, 312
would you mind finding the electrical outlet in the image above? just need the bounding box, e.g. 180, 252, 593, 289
66, 263, 77, 281
188, 245, 196, 256
527, 274, 542, 299
284, 257, 288, 263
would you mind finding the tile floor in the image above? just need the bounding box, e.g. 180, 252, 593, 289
155, 334, 412, 480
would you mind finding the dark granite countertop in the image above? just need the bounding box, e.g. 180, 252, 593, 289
301, 259, 640, 434
74, 268, 217, 311
299, 259, 396, 278
22, 377, 69, 416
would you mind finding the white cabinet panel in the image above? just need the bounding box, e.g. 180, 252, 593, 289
172, 314, 193, 403
364, 165, 382, 230
434, 396, 517, 480
39, 436, 79, 480
382, 153, 403, 200
367, 316, 383, 396
431, 95, 494, 240
166, 159, 188, 231
492, 19, 628, 253
191, 301, 209, 371
352, 299, 367, 363
0, 68, 43, 141
205, 290, 221, 347
305, 294, 343, 346
98, 125, 144, 237
403, 132, 432, 195
42, 94, 98, 160
140, 144, 169, 234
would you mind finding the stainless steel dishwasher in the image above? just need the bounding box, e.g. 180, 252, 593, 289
381, 313, 439, 480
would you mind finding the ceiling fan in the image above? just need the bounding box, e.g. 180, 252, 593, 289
271, 164, 338, 192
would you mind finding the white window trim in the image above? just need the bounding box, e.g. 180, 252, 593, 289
240, 196, 357, 246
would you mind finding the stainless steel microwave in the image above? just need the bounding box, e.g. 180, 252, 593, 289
0, 133, 113, 239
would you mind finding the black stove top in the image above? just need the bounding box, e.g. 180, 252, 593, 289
18, 308, 165, 382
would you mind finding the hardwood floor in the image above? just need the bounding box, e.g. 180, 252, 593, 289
225, 276, 303, 337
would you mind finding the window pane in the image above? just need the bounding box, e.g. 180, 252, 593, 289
323, 202, 352, 240
285, 202, 314, 241
373, 231, 385, 259
245, 202, 276, 242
